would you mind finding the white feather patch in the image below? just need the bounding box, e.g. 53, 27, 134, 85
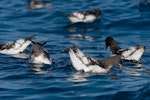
68, 48, 108, 73
68, 12, 96, 23
0, 39, 31, 54
31, 53, 52, 65
121, 46, 145, 61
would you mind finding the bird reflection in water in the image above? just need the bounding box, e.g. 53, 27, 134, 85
11, 53, 29, 59
67, 72, 91, 84
69, 34, 101, 41
65, 21, 101, 33
121, 63, 144, 76
30, 64, 51, 74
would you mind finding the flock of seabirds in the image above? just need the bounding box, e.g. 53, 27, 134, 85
0, 0, 149, 74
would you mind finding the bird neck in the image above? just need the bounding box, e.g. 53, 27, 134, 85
110, 42, 121, 54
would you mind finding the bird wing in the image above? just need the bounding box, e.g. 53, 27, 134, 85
121, 46, 145, 61
120, 46, 138, 58
73, 45, 97, 65
0, 42, 15, 50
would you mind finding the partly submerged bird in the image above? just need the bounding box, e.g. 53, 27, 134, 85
28, 0, 51, 10
67, 45, 122, 74
105, 37, 146, 62
30, 41, 52, 65
66, 8, 101, 24
0, 35, 35, 55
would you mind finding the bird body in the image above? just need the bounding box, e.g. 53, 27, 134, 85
67, 8, 101, 23
0, 35, 35, 55
67, 45, 122, 73
30, 42, 52, 65
105, 37, 146, 62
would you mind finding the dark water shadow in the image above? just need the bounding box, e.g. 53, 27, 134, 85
30, 64, 52, 74
138, 2, 150, 14
65, 20, 101, 33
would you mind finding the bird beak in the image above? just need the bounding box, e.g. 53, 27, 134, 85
143, 46, 147, 50
66, 47, 71, 52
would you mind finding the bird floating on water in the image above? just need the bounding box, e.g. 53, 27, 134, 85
66, 8, 101, 24
28, 0, 51, 10
105, 36, 146, 63
67, 45, 122, 74
0, 35, 35, 55
30, 41, 52, 65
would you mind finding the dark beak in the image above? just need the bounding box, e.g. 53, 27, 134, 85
66, 47, 71, 51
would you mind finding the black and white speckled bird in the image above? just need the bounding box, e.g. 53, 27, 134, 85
105, 37, 146, 62
66, 8, 101, 23
30, 41, 52, 65
28, 0, 51, 10
67, 45, 122, 74
0, 35, 35, 55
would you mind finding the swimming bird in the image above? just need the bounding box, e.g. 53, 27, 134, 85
30, 41, 52, 65
0, 35, 35, 55
28, 0, 51, 10
67, 45, 122, 74
105, 37, 146, 62
66, 8, 101, 23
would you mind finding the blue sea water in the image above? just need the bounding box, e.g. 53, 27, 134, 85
0, 0, 150, 100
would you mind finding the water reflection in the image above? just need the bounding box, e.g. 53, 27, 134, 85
121, 64, 144, 76
30, 64, 50, 74
123, 69, 142, 76
69, 34, 101, 41
65, 22, 100, 33
67, 72, 90, 83
11, 53, 29, 59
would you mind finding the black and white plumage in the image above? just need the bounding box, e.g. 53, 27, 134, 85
30, 42, 52, 65
67, 45, 122, 74
0, 35, 35, 55
105, 37, 146, 62
66, 8, 101, 23
28, 0, 51, 10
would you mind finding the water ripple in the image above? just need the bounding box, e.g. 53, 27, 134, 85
0, 0, 150, 99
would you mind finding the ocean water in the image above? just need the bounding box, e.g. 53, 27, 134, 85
0, 0, 150, 100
